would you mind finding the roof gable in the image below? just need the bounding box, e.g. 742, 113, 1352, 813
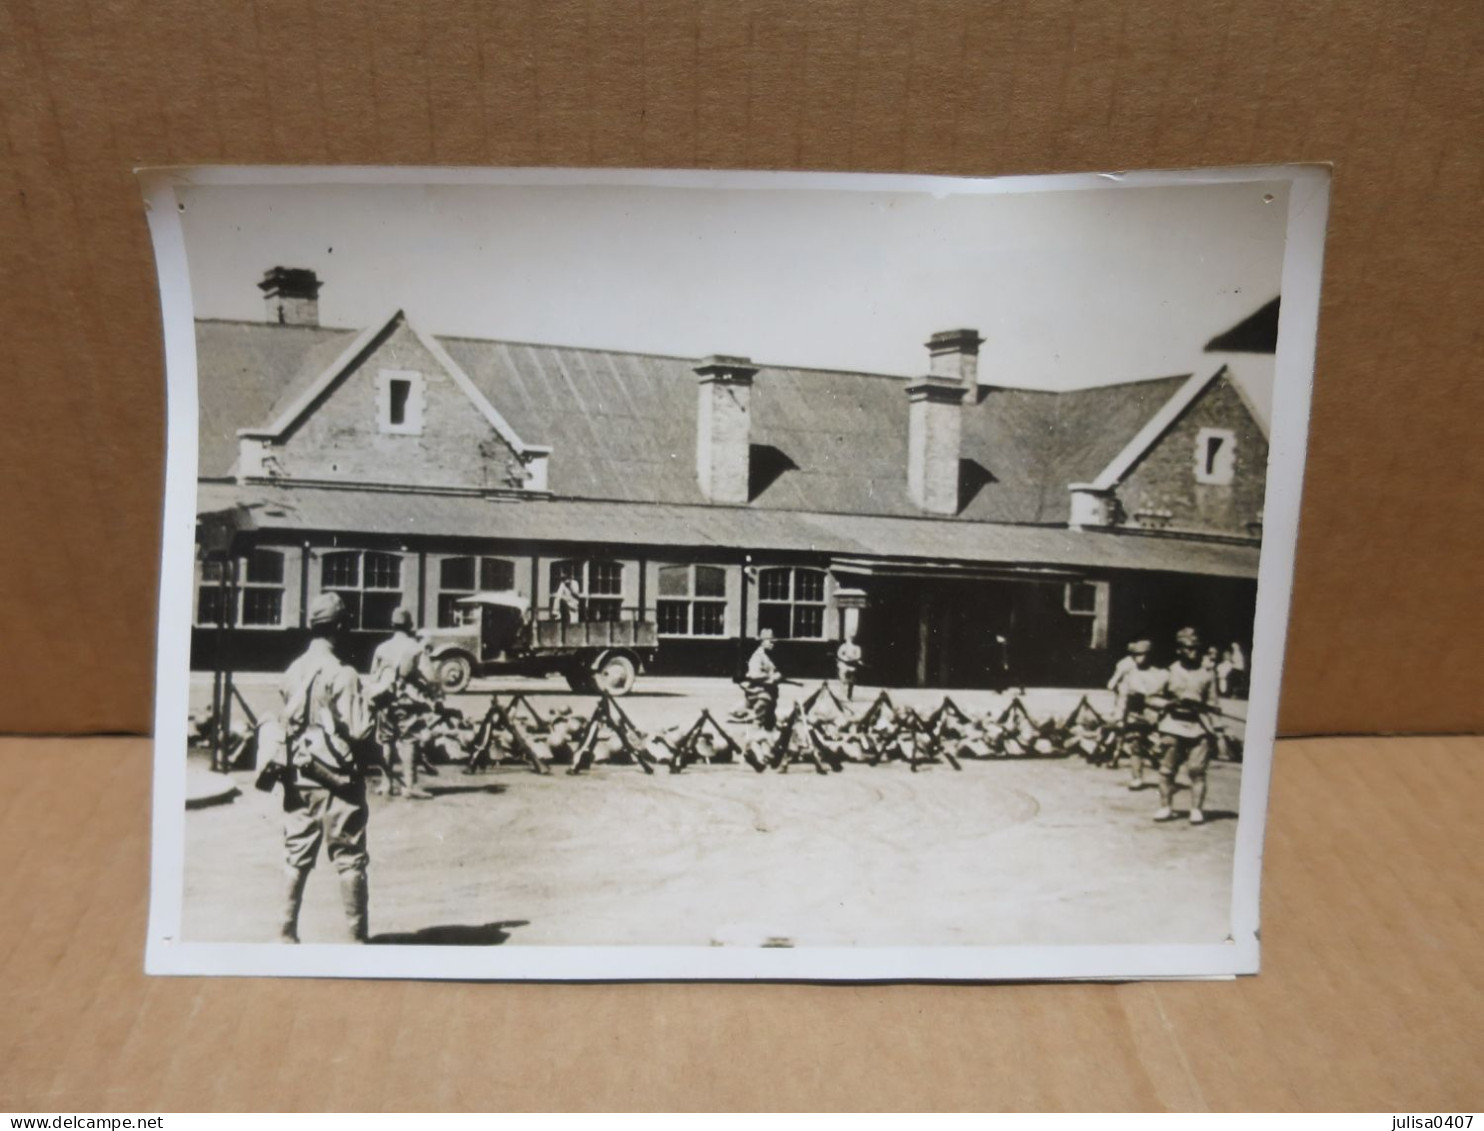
1078, 364, 1270, 498
240, 309, 542, 461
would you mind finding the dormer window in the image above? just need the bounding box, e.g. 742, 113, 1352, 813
1195, 427, 1236, 485
378, 369, 425, 434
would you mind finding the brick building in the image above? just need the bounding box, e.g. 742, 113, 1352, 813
193, 267, 1272, 689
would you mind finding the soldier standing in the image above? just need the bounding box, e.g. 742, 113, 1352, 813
552, 575, 583, 624
370, 606, 441, 800
1107, 639, 1163, 790
275, 592, 389, 943
1153, 626, 1220, 824
742, 628, 785, 730
835, 634, 863, 701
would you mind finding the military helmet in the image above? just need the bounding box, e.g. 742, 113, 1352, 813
1175, 626, 1201, 649
308, 591, 349, 627
390, 606, 414, 631
1127, 639, 1152, 656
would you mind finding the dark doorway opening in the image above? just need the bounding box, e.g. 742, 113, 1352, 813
855, 576, 1036, 689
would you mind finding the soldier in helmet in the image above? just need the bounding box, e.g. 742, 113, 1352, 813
273, 591, 391, 943
1152, 625, 1220, 824
370, 606, 441, 800
1107, 638, 1163, 790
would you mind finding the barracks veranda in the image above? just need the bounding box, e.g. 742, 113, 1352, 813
193, 267, 1275, 692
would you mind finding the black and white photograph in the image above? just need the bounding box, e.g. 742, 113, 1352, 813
144, 165, 1327, 981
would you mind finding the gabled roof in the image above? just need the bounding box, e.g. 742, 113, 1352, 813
195, 320, 361, 480
1078, 367, 1230, 492
195, 319, 1201, 523
1076, 364, 1272, 495
1206, 296, 1280, 354
961, 375, 1191, 522
237, 309, 546, 460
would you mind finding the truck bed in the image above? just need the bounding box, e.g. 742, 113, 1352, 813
531, 619, 658, 652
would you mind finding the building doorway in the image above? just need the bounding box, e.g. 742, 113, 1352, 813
856, 577, 1025, 689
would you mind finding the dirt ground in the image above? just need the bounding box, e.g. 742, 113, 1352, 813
183, 675, 1244, 948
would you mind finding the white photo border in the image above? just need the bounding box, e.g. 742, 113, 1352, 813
142, 163, 1330, 981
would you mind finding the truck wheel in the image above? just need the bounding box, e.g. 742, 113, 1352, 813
594, 654, 637, 696
436, 654, 473, 693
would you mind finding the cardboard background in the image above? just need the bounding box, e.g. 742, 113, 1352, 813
1, 0, 1481, 736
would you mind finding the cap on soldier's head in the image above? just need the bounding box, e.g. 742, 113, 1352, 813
1127, 639, 1152, 656
758, 628, 776, 641
309, 591, 348, 627
1175, 626, 1201, 648
390, 607, 414, 631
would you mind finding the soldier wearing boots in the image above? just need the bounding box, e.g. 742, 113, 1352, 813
276, 592, 388, 943
1108, 639, 1163, 790
741, 629, 784, 731
370, 606, 441, 799
1152, 626, 1220, 825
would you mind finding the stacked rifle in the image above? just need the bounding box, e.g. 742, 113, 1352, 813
331, 682, 1241, 784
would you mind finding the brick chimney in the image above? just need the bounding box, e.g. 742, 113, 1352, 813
906, 377, 967, 515
259, 267, 321, 326
926, 328, 985, 394
694, 355, 758, 504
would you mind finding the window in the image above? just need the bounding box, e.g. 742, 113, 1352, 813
1194, 427, 1236, 485
196, 548, 286, 628
550, 559, 625, 622
388, 379, 411, 426
656, 565, 728, 637
377, 369, 424, 434
1064, 581, 1099, 615
240, 549, 287, 626
1064, 580, 1110, 650
321, 550, 403, 629
757, 567, 827, 639
437, 556, 517, 627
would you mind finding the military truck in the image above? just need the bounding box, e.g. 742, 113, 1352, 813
424, 591, 658, 696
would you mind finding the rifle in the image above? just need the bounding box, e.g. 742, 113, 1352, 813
741, 675, 803, 688
254, 674, 316, 812
1144, 694, 1247, 727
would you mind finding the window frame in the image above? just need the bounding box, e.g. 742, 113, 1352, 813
655, 564, 729, 638
377, 369, 426, 436
320, 549, 405, 631
1194, 426, 1237, 485
437, 555, 518, 628
195, 548, 288, 630
550, 558, 627, 623
1064, 580, 1111, 650
755, 566, 828, 640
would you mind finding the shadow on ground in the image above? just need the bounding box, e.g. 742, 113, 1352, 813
370, 920, 530, 946
1171, 809, 1239, 823
417, 781, 509, 797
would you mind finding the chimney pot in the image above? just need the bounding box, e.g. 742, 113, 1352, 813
926, 328, 984, 390
259, 266, 322, 327
694, 355, 758, 504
